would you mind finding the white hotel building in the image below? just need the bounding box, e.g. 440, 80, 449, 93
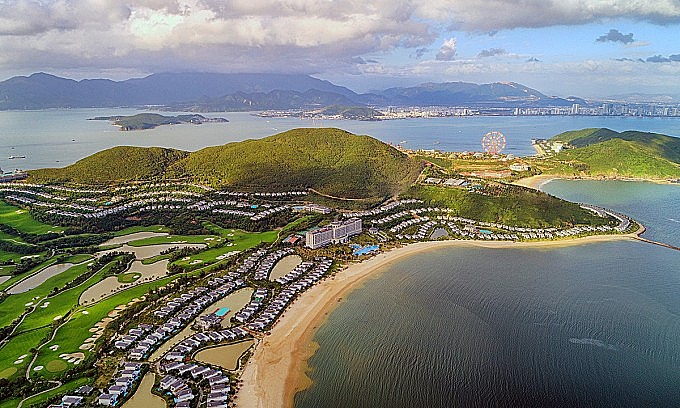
305, 218, 362, 249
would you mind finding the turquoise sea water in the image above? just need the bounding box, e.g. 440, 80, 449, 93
543, 179, 680, 248
295, 182, 680, 408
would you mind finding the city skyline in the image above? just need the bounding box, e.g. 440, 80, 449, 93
1, 1, 680, 98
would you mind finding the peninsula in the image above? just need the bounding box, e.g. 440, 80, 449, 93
0, 127, 656, 408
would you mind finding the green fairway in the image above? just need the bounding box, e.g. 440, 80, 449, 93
10, 263, 102, 333
0, 327, 51, 379
32, 273, 181, 378
0, 230, 43, 264
112, 225, 171, 237
0, 261, 93, 328
127, 234, 219, 247
0, 260, 124, 381
63, 254, 94, 264
171, 229, 277, 268
0, 200, 64, 235
19, 377, 91, 408
0, 398, 20, 408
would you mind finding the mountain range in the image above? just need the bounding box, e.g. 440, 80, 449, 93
0, 72, 583, 111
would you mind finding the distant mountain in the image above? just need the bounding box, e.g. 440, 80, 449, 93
371, 81, 575, 107
0, 72, 357, 110
546, 128, 680, 179
0, 72, 591, 111
166, 89, 358, 112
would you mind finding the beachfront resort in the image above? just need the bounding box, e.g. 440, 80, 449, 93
0, 177, 639, 408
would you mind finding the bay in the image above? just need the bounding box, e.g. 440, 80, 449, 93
295, 241, 680, 408
1, 109, 679, 171
542, 179, 680, 248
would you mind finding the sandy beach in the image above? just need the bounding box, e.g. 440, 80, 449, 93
513, 174, 559, 190
236, 233, 639, 408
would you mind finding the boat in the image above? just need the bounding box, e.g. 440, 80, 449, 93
8, 155, 26, 159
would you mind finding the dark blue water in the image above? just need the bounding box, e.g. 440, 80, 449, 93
295, 182, 680, 408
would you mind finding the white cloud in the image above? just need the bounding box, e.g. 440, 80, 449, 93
0, 0, 434, 76
415, 0, 680, 31
436, 38, 457, 61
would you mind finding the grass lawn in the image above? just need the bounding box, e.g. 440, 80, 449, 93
0, 398, 20, 408
0, 327, 51, 380
20, 377, 91, 408
117, 272, 141, 283
127, 234, 220, 247
0, 200, 65, 235
112, 225, 171, 237
171, 229, 277, 268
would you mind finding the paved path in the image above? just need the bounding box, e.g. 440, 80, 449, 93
17, 380, 62, 408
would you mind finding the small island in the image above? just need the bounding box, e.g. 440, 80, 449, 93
90, 113, 228, 130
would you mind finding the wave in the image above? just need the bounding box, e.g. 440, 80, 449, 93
569, 337, 618, 351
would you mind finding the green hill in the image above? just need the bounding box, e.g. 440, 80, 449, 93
168, 128, 421, 198
545, 128, 680, 179
29, 128, 422, 199
29, 146, 189, 183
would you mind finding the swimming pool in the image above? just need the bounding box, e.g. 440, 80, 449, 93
216, 307, 230, 317
353, 245, 380, 256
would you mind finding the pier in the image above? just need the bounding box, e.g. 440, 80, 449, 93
633, 236, 680, 252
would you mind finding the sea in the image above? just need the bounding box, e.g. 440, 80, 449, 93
295, 179, 680, 408
1, 109, 679, 407
0, 108, 679, 170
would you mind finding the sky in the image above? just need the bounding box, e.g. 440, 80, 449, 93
1, 0, 680, 99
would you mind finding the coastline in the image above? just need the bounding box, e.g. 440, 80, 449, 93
514, 174, 678, 191
235, 233, 639, 408
512, 174, 559, 190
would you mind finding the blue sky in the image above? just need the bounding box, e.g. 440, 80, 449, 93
1, 1, 679, 99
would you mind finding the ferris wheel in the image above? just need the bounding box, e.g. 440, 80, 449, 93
481, 131, 506, 155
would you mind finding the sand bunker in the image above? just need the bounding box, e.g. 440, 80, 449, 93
100, 232, 169, 247
79, 259, 170, 305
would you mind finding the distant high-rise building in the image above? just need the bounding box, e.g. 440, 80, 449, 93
571, 103, 580, 115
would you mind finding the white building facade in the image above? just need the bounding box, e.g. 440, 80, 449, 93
305, 218, 362, 249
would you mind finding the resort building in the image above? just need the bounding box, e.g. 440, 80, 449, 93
509, 163, 530, 172
0, 168, 27, 182
305, 218, 362, 249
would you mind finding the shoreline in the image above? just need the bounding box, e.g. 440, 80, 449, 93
514, 174, 678, 191
235, 233, 639, 408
